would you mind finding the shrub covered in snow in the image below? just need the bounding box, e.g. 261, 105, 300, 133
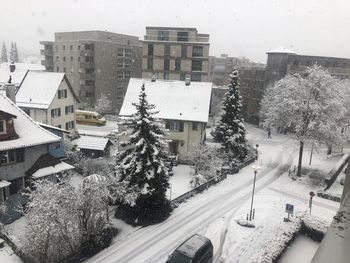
114, 84, 172, 225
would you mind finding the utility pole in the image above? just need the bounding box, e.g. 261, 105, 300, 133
250, 165, 261, 221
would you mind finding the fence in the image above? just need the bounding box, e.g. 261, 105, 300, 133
171, 153, 257, 207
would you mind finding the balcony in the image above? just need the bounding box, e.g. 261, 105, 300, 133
40, 49, 53, 56
79, 72, 95, 80
79, 61, 95, 68
80, 49, 94, 57
41, 60, 53, 68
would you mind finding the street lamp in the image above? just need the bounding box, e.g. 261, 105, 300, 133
255, 144, 259, 160
249, 165, 261, 221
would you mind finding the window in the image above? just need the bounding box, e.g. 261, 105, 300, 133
117, 48, 124, 57
148, 44, 154, 56
147, 58, 153, 70
62, 45, 66, 51
117, 58, 131, 68
193, 45, 204, 57
70, 57, 73, 62
65, 121, 75, 130
85, 68, 94, 74
56, 56, 60, 61
0, 120, 6, 134
70, 45, 73, 50
177, 31, 189, 42
164, 44, 170, 56
63, 67, 66, 72
175, 58, 181, 72
86, 80, 94, 86
86, 91, 95, 97
63, 56, 66, 62
192, 122, 198, 131
180, 73, 186, 81
78, 57, 81, 62
181, 45, 187, 57
158, 31, 169, 41
78, 45, 81, 50
163, 72, 169, 80
85, 56, 94, 62
124, 49, 132, 57
0, 150, 16, 165
65, 105, 74, 114
191, 73, 201, 82
56, 66, 59, 72
192, 60, 202, 71
51, 108, 61, 118
56, 125, 62, 128
164, 58, 170, 71
84, 44, 94, 50
58, 89, 68, 99
165, 120, 184, 132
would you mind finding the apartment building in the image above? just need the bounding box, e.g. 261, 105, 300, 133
240, 47, 350, 125
142, 27, 210, 82
209, 54, 265, 86
40, 31, 142, 113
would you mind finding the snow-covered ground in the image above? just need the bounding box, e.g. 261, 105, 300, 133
168, 165, 193, 200
85, 124, 341, 263
0, 243, 22, 263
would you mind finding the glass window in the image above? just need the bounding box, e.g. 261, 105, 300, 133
70, 45, 73, 50
181, 45, 187, 57
158, 31, 169, 41
175, 58, 181, 72
164, 44, 170, 56
164, 58, 170, 71
147, 58, 153, 70
192, 60, 202, 71
177, 31, 189, 42
148, 44, 154, 56
0, 120, 4, 133
193, 45, 204, 57
192, 122, 198, 131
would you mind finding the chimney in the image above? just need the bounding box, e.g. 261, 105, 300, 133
9, 62, 16, 73
4, 83, 16, 103
151, 74, 157, 82
185, 76, 191, 86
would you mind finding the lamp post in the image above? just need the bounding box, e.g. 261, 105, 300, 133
255, 144, 259, 160
250, 165, 261, 221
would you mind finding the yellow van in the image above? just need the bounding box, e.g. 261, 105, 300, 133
75, 110, 106, 126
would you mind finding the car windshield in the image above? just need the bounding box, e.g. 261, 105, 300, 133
167, 250, 192, 263
96, 114, 103, 119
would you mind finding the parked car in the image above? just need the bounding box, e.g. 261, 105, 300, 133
75, 110, 106, 126
166, 234, 213, 263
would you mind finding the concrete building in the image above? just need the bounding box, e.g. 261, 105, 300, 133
119, 78, 212, 162
40, 31, 142, 113
209, 54, 265, 86
240, 47, 350, 125
142, 27, 210, 82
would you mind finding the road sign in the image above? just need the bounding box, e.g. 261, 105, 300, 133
309, 191, 315, 197
285, 204, 294, 214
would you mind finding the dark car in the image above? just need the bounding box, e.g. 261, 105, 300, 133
166, 234, 213, 263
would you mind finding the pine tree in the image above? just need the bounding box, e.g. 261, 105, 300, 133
211, 69, 248, 160
10, 42, 19, 63
115, 84, 172, 225
13, 42, 19, 62
1, 42, 8, 63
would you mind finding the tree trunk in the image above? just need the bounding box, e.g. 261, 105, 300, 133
327, 144, 332, 155
297, 141, 304, 177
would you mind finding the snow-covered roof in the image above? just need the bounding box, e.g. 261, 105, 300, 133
75, 136, 111, 151
32, 162, 75, 179
266, 47, 297, 54
0, 62, 44, 71
0, 180, 11, 188
119, 78, 212, 123
16, 71, 66, 109
37, 122, 70, 134
0, 68, 28, 86
0, 93, 61, 151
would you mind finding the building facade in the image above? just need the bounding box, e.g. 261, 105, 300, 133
142, 27, 210, 82
209, 54, 265, 86
40, 31, 142, 113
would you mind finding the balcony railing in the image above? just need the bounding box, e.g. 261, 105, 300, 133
40, 49, 53, 56
144, 35, 209, 42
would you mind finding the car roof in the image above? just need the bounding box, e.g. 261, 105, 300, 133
176, 234, 211, 258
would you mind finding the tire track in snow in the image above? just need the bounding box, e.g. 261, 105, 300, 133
88, 145, 296, 263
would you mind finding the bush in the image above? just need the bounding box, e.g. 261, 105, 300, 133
115, 194, 172, 226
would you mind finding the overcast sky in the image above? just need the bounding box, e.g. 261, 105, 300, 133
1, 0, 349, 63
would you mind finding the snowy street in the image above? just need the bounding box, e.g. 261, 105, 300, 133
86, 125, 340, 263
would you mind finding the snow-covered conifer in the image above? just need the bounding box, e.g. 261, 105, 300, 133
211, 69, 248, 160
115, 84, 171, 225
10, 42, 19, 63
1, 42, 8, 63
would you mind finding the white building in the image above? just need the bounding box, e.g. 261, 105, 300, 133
16, 71, 79, 131
119, 78, 212, 162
